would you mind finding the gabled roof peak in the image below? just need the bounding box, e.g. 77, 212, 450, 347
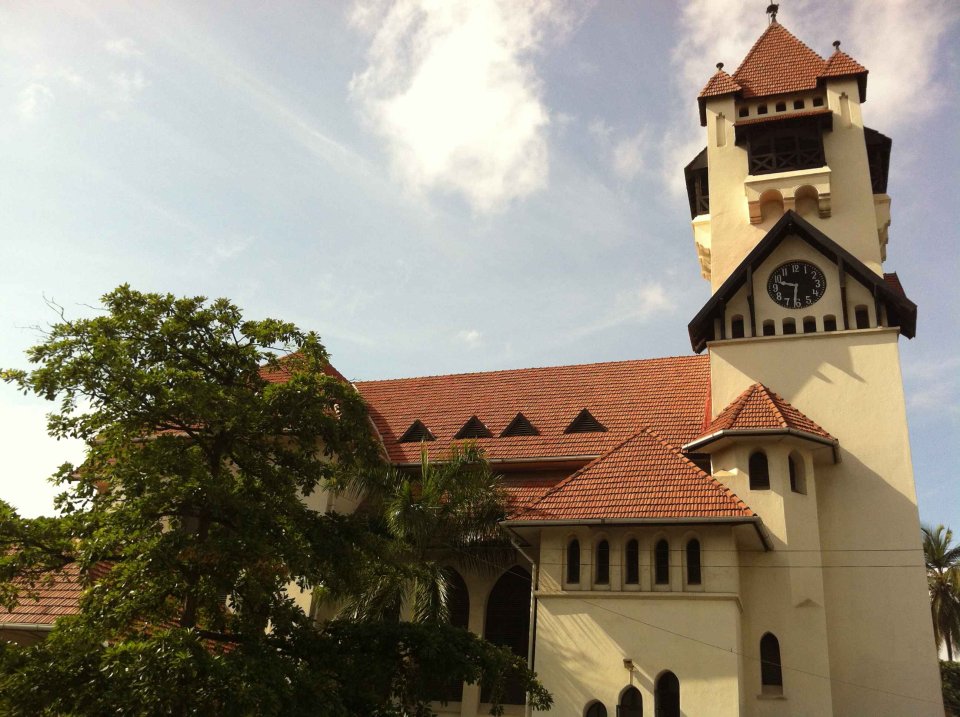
684, 383, 837, 456
507, 427, 756, 523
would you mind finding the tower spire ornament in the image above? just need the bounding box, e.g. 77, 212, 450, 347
766, 3, 779, 24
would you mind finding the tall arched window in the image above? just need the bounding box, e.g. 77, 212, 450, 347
436, 569, 470, 702
625, 539, 639, 585
788, 454, 806, 495
762, 320, 775, 336
619, 686, 643, 717
484, 567, 532, 704
567, 538, 581, 584
855, 305, 870, 329
595, 540, 610, 585
782, 318, 797, 335
749, 451, 770, 490
686, 539, 702, 585
654, 671, 680, 717
655, 539, 670, 585
585, 701, 607, 717
760, 632, 783, 694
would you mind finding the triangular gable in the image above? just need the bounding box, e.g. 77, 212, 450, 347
687, 211, 917, 352
506, 428, 755, 523
399, 419, 435, 443
564, 408, 606, 434
454, 415, 492, 440
500, 412, 539, 437
683, 383, 838, 457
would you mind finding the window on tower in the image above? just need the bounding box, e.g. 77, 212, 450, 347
684, 148, 710, 218
802, 316, 816, 333
749, 451, 770, 490
824, 315, 837, 331
742, 117, 827, 176
731, 315, 745, 338
782, 318, 797, 335
855, 305, 870, 329
762, 320, 776, 336
775, 101, 786, 112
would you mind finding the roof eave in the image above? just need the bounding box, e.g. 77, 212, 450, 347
502, 515, 772, 551
682, 428, 840, 462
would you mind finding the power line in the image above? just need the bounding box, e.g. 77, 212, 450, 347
581, 598, 941, 707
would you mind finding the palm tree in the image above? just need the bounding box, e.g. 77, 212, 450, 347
922, 524, 960, 661
326, 443, 513, 624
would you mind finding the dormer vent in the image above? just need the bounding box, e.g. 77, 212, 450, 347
454, 415, 492, 439
500, 413, 539, 437
564, 408, 607, 434
399, 419, 435, 443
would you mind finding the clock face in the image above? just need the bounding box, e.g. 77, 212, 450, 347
767, 261, 827, 309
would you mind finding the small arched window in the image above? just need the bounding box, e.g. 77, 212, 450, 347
619, 686, 642, 717
625, 539, 639, 585
585, 701, 607, 717
567, 538, 581, 584
813, 96, 824, 107
782, 318, 797, 335
760, 633, 783, 694
749, 451, 770, 490
595, 540, 610, 585
655, 539, 670, 585
789, 454, 806, 495
738, 106, 749, 118
757, 103, 768, 115
775, 101, 786, 112
855, 305, 870, 329
823, 314, 837, 332
731, 315, 745, 339
793, 99, 805, 110
655, 671, 680, 717
762, 320, 776, 336
802, 316, 816, 333
686, 539, 702, 585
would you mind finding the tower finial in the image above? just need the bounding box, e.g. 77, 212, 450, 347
716, 62, 724, 71
766, 3, 779, 24
833, 40, 841, 50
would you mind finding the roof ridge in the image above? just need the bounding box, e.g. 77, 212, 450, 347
734, 22, 825, 79
514, 429, 649, 515
754, 383, 790, 428
726, 383, 758, 426
641, 425, 754, 516
354, 354, 705, 386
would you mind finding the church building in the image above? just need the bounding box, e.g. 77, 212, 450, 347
0, 9, 944, 717
347, 10, 943, 716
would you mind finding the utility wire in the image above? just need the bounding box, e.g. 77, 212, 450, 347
582, 597, 942, 707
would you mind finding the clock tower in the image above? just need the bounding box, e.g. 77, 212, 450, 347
683, 9, 942, 716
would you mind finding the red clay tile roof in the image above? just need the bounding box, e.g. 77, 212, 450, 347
508, 428, 754, 522
687, 383, 835, 448
260, 354, 348, 384
734, 107, 832, 127
733, 22, 826, 98
355, 355, 710, 464
883, 272, 906, 298
698, 68, 741, 98
821, 48, 867, 78
0, 563, 82, 627
708, 23, 867, 101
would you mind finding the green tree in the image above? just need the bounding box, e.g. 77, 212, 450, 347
922, 524, 960, 661
0, 285, 550, 716
326, 444, 515, 625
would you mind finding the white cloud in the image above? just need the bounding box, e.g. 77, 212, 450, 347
457, 328, 483, 347
17, 83, 54, 121
105, 38, 143, 58
611, 128, 649, 181
569, 281, 676, 340
349, 0, 587, 213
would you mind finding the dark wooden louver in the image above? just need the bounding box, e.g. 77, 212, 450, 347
454, 415, 492, 439
500, 412, 539, 437
398, 419, 435, 443
564, 408, 606, 434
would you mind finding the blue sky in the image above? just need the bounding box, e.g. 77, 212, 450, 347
1, 0, 958, 531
